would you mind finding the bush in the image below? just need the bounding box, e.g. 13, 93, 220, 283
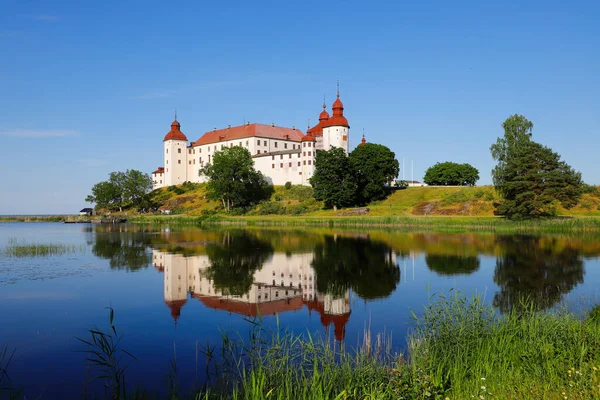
284, 181, 292, 190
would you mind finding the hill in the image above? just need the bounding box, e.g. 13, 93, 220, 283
147, 184, 600, 217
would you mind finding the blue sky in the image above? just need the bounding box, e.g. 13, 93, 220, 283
1, 0, 598, 214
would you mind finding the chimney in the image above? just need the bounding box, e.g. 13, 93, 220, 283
228, 125, 231, 129
271, 122, 274, 127
213, 127, 216, 131
292, 126, 295, 130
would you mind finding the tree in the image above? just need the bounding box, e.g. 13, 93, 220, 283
200, 146, 273, 212
348, 143, 399, 205
423, 162, 479, 186
310, 147, 357, 209
85, 181, 121, 210
491, 115, 583, 219
86, 170, 153, 211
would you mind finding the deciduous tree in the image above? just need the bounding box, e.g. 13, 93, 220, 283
423, 162, 479, 186
349, 143, 399, 205
200, 146, 273, 212
310, 147, 357, 209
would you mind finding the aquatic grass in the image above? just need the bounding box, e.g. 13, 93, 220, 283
76, 307, 139, 400
409, 293, 600, 399
3, 238, 85, 258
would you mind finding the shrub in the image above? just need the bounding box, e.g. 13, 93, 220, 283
284, 181, 292, 190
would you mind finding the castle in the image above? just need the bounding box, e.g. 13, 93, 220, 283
151, 90, 359, 189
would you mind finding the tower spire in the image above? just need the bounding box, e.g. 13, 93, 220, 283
323, 95, 326, 109
174, 109, 177, 121
336, 80, 340, 98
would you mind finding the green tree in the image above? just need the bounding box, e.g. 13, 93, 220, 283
200, 146, 273, 212
349, 143, 399, 205
86, 170, 153, 211
85, 180, 121, 211
122, 169, 152, 207
423, 162, 479, 186
491, 115, 583, 219
310, 147, 357, 209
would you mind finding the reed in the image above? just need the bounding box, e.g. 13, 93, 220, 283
2, 238, 85, 258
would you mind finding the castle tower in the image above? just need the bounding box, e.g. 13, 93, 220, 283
163, 117, 188, 186
322, 85, 349, 153
301, 133, 316, 185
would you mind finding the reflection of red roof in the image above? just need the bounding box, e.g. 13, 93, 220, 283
164, 120, 188, 141
152, 167, 164, 174
195, 295, 304, 316
165, 299, 187, 321
192, 124, 304, 146
303, 300, 350, 341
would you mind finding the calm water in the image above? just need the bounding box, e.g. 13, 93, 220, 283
1, 222, 600, 398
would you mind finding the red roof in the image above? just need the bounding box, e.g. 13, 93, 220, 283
192, 123, 304, 146
302, 133, 316, 141
195, 295, 304, 316
322, 95, 349, 128
152, 167, 164, 174
164, 120, 188, 141
307, 103, 330, 137
358, 135, 366, 147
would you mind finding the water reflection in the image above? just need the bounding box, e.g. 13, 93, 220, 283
89, 225, 596, 323
426, 255, 480, 276
493, 235, 585, 312
89, 225, 152, 271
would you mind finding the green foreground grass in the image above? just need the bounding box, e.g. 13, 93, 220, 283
192, 296, 600, 400
5, 296, 595, 399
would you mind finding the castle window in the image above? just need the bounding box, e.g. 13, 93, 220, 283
166, 149, 168, 154
303, 152, 306, 156
272, 164, 275, 169
193, 149, 195, 154
309, 143, 312, 147
160, 180, 162, 184
293, 144, 295, 149
214, 146, 217, 151
272, 155, 275, 160
199, 148, 202, 153
299, 172, 302, 175
239, 142, 242, 147
289, 154, 291, 159
166, 168, 168, 172
280, 163, 283, 168
257, 140, 260, 146
188, 161, 191, 164
308, 160, 312, 165
284, 143, 287, 149
274, 142, 278, 148
188, 149, 191, 154
298, 162, 301, 167
246, 141, 248, 146
289, 162, 292, 167
166, 160, 168, 164
280, 155, 283, 160
193, 159, 196, 164
264, 140, 267, 146
308, 151, 312, 156
178, 160, 181, 164
303, 161, 306, 165
178, 148, 181, 154
303, 142, 306, 148
257, 150, 261, 154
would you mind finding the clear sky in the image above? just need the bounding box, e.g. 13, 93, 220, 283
1, 0, 598, 215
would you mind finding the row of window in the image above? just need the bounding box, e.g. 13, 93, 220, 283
271, 160, 312, 169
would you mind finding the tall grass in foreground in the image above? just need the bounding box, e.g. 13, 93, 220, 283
2, 238, 85, 258
197, 295, 600, 400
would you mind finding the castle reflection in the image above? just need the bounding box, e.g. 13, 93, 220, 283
153, 248, 354, 341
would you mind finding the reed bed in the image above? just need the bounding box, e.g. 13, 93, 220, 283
2, 238, 85, 258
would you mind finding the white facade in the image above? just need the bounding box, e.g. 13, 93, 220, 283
152, 94, 350, 189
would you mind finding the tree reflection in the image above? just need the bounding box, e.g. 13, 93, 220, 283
312, 235, 400, 299
493, 235, 584, 312
205, 231, 273, 296
92, 226, 152, 271
426, 254, 480, 276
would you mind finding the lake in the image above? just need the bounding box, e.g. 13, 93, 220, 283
1, 222, 599, 398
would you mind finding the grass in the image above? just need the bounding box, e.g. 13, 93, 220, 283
2, 238, 85, 258
192, 295, 600, 399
